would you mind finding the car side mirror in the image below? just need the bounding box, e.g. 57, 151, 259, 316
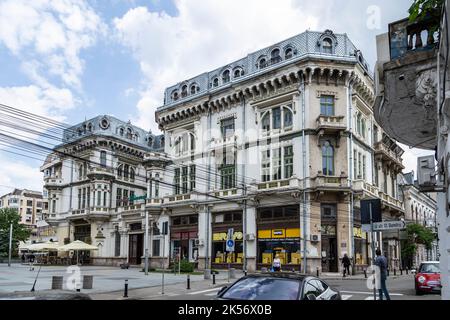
217, 286, 227, 296
306, 294, 317, 301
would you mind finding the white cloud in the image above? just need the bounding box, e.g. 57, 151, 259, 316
0, 0, 106, 90
0, 153, 44, 194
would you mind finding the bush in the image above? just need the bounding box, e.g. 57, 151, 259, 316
174, 259, 194, 273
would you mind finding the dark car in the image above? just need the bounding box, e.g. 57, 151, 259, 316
414, 261, 441, 295
216, 273, 341, 300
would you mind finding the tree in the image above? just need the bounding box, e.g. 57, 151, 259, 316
409, 0, 444, 22
0, 208, 32, 258
401, 223, 436, 267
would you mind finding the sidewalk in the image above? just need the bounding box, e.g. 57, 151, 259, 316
319, 272, 414, 281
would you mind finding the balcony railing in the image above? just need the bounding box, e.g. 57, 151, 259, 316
87, 166, 115, 176
379, 191, 404, 210
310, 174, 348, 189
44, 177, 64, 187
389, 16, 440, 60
374, 142, 404, 166
212, 188, 240, 197
210, 135, 237, 149
316, 115, 346, 132
257, 178, 298, 190
164, 193, 197, 203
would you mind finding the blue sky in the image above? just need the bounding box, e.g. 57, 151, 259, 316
0, 0, 434, 193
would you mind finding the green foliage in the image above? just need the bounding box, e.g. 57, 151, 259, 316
409, 0, 444, 22
402, 223, 436, 262
174, 259, 195, 273
0, 208, 32, 257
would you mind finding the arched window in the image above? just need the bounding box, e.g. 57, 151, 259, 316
212, 78, 219, 88
100, 151, 107, 167
322, 38, 333, 54
322, 141, 334, 176
234, 69, 242, 78
172, 90, 179, 101
174, 136, 181, 155
222, 70, 230, 84
190, 84, 198, 95
147, 136, 153, 147
119, 128, 124, 136
259, 58, 267, 69
262, 112, 270, 132
285, 48, 293, 59
87, 123, 93, 132
79, 164, 84, 180
283, 107, 293, 128
117, 164, 123, 178
124, 164, 129, 179
126, 128, 132, 139
181, 85, 188, 98
271, 48, 281, 63
78, 128, 83, 136
190, 133, 196, 151
130, 167, 135, 181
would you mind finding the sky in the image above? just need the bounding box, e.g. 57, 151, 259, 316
0, 0, 434, 194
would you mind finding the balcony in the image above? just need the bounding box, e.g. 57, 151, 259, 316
69, 207, 110, 220
212, 188, 241, 198
374, 16, 439, 150
43, 177, 64, 189
145, 197, 163, 210
257, 177, 300, 191
210, 135, 237, 150
374, 140, 405, 171
379, 191, 404, 216
310, 174, 349, 191
316, 115, 346, 136
87, 166, 115, 178
163, 193, 198, 205
353, 180, 379, 197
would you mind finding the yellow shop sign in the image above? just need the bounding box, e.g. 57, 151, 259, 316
213, 232, 243, 241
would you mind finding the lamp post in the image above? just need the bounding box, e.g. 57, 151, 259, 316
8, 223, 13, 267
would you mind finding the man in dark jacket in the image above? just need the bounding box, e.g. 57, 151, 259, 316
342, 254, 351, 277
374, 249, 390, 300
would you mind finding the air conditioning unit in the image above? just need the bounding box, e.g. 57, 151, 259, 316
245, 233, 255, 241
195, 239, 204, 247
310, 234, 320, 242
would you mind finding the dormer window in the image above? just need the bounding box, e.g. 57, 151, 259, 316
171, 90, 179, 101
322, 38, 333, 54
222, 70, 230, 84
234, 69, 242, 78
259, 58, 267, 69
190, 84, 199, 95
181, 85, 188, 98
119, 128, 124, 136
213, 78, 219, 88
270, 49, 281, 64
285, 48, 293, 59
126, 128, 132, 139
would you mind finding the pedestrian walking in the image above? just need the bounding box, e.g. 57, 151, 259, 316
29, 253, 35, 271
272, 254, 282, 272
374, 249, 391, 300
342, 253, 351, 277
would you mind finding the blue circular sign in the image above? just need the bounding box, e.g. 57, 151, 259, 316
227, 239, 234, 247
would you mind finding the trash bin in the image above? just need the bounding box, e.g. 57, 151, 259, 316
51, 276, 63, 290
83, 275, 93, 289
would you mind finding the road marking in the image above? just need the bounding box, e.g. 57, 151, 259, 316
340, 290, 403, 296
205, 292, 219, 296
188, 288, 221, 295
365, 296, 375, 300
341, 295, 352, 300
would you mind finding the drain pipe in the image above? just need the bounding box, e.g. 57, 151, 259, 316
241, 94, 248, 273
347, 77, 356, 273
298, 74, 307, 274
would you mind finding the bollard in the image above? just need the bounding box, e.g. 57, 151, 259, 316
316, 267, 319, 277
406, 268, 408, 275
387, 269, 390, 276
187, 274, 191, 290
123, 279, 128, 298
244, 270, 247, 277
394, 268, 396, 276
212, 273, 216, 285
400, 268, 403, 275
364, 269, 367, 278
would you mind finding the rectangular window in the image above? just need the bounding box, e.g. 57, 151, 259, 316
221, 118, 235, 138
320, 95, 335, 116
284, 146, 293, 179
116, 188, 122, 207
383, 171, 388, 193
362, 156, 366, 180
392, 175, 396, 198
262, 150, 271, 182
272, 107, 281, 129
103, 191, 107, 207
284, 105, 293, 128
52, 200, 56, 214
87, 187, 90, 208
97, 191, 101, 206
100, 151, 107, 167
220, 165, 236, 190
358, 153, 362, 179
374, 163, 379, 187
373, 125, 379, 144
27, 200, 33, 207
123, 189, 129, 206
353, 150, 357, 179
321, 204, 337, 219
155, 181, 159, 198
78, 188, 82, 209
190, 165, 196, 191
174, 168, 181, 195
129, 191, 134, 206
82, 188, 86, 209
272, 148, 282, 181
152, 239, 160, 256
182, 166, 188, 194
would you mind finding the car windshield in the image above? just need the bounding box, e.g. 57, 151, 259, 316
220, 277, 300, 300
419, 263, 440, 273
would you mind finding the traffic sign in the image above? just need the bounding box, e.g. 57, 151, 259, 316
226, 239, 235, 252
371, 220, 406, 231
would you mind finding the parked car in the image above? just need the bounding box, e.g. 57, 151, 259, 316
414, 261, 441, 295
216, 273, 341, 300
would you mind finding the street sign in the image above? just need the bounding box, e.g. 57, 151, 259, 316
372, 220, 406, 231
130, 194, 147, 201
226, 239, 235, 252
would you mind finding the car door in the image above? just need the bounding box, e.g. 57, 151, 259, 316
302, 279, 326, 300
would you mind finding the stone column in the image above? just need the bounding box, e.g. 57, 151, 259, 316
245, 206, 257, 272
197, 206, 212, 270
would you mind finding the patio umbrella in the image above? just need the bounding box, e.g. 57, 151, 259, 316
18, 241, 31, 250
58, 240, 98, 264
28, 241, 61, 251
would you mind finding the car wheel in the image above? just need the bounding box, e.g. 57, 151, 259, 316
415, 289, 423, 296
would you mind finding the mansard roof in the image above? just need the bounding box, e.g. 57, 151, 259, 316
61, 115, 164, 151
159, 29, 372, 111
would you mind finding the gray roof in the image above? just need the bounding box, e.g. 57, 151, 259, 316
60, 115, 164, 152
159, 29, 372, 111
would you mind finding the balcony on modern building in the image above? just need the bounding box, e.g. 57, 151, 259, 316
316, 115, 346, 138
374, 136, 405, 171
87, 166, 115, 179
374, 15, 439, 150
43, 177, 65, 189
310, 173, 350, 192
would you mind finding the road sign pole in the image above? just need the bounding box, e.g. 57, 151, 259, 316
8, 223, 13, 267
370, 202, 376, 301
144, 211, 149, 276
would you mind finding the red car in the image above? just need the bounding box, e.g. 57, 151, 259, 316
414, 261, 441, 295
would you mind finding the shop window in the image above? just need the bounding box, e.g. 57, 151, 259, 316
173, 217, 181, 225
189, 215, 198, 224
224, 213, 233, 222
